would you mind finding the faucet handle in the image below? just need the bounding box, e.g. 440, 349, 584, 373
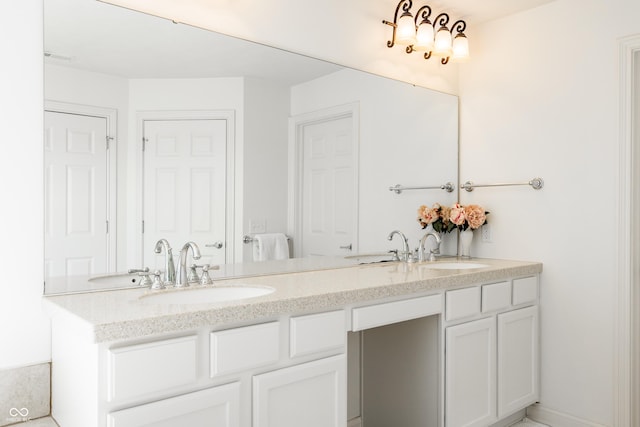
188, 264, 201, 284
151, 270, 165, 290
137, 271, 153, 287
200, 264, 217, 285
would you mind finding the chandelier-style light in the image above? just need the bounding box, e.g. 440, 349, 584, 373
382, 0, 469, 65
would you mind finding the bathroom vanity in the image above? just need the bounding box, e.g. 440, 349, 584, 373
45, 258, 541, 427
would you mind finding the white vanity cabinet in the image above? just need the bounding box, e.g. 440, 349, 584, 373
253, 355, 346, 427
444, 276, 539, 427
51, 309, 347, 427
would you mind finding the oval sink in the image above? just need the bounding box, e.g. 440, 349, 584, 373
140, 285, 275, 305
344, 253, 397, 264
424, 262, 489, 270
89, 273, 141, 286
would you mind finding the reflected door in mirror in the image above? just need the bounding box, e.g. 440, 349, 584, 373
301, 114, 356, 257
44, 111, 111, 279
143, 119, 227, 269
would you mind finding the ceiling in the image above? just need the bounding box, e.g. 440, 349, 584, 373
44, 0, 554, 84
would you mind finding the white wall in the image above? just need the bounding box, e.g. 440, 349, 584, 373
458, 0, 640, 425
0, 1, 50, 368
242, 78, 290, 260
291, 69, 458, 254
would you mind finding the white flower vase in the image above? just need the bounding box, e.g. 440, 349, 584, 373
460, 228, 474, 258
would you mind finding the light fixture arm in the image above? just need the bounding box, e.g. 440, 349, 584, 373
451, 19, 467, 34
382, 0, 414, 48
415, 5, 433, 23
433, 12, 450, 29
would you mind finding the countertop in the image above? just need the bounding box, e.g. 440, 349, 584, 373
43, 257, 542, 343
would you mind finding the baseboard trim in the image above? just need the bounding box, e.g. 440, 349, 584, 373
527, 404, 607, 427
347, 417, 362, 427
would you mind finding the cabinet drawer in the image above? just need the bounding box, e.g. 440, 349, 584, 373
482, 281, 511, 313
210, 322, 280, 377
107, 382, 240, 427
352, 294, 441, 331
446, 286, 481, 321
513, 276, 538, 305
108, 335, 197, 402
290, 310, 346, 358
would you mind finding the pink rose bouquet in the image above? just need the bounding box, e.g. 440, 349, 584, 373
418, 202, 489, 232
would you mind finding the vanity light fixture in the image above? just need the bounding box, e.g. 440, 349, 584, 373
382, 0, 469, 64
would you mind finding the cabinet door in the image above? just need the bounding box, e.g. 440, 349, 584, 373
445, 317, 497, 427
107, 382, 240, 427
253, 354, 346, 427
497, 305, 539, 418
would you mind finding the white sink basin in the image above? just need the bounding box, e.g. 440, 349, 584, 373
344, 253, 397, 264
424, 262, 489, 270
89, 273, 141, 286
140, 285, 275, 305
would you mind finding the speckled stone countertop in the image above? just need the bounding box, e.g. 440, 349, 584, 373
43, 257, 542, 343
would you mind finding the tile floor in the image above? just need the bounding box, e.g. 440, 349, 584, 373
18, 417, 57, 427
511, 418, 550, 427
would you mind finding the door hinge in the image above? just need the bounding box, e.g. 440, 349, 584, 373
106, 135, 114, 150
142, 220, 145, 234
106, 220, 109, 234
142, 137, 148, 151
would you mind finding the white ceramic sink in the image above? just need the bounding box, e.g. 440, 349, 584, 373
140, 285, 275, 305
424, 262, 489, 270
88, 273, 141, 286
344, 253, 397, 264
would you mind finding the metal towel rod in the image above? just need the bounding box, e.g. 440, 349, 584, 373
460, 177, 544, 192
243, 234, 291, 244
389, 182, 455, 194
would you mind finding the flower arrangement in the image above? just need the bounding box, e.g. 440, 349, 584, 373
418, 202, 489, 232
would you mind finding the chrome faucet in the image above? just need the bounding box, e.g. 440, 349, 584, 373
387, 230, 411, 262
154, 239, 176, 286
418, 232, 442, 262
175, 242, 202, 287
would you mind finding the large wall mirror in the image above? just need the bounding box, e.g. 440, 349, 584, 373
44, 0, 459, 294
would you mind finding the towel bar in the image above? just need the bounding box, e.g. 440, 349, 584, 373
243, 234, 291, 244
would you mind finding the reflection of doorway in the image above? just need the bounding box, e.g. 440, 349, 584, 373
139, 112, 234, 270
291, 104, 359, 257
44, 102, 117, 279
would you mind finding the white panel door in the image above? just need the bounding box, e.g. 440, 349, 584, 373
44, 111, 109, 279
301, 116, 355, 257
445, 317, 497, 427
253, 355, 346, 427
107, 382, 240, 427
143, 119, 227, 269
497, 306, 539, 417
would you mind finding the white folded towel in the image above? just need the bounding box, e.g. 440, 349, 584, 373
253, 233, 289, 261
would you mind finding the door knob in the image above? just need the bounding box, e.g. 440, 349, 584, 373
339, 243, 352, 251
206, 242, 224, 249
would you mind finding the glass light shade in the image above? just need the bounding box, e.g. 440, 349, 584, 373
395, 12, 416, 45
413, 21, 434, 51
433, 26, 452, 56
452, 33, 469, 59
